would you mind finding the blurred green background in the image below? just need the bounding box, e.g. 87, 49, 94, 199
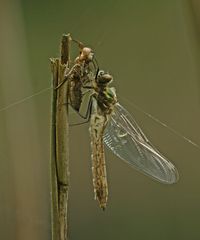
0, 0, 200, 239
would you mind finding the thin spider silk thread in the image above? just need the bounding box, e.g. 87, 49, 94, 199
0, 1, 119, 112
0, 5, 116, 113
0, 85, 199, 150
119, 95, 200, 150
0, 26, 109, 114
0, 86, 52, 112
0, 10, 199, 151
0, 0, 117, 110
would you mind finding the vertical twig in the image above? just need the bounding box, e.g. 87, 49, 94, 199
50, 58, 60, 240
50, 34, 71, 240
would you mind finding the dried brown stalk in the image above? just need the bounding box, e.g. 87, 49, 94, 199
50, 34, 71, 240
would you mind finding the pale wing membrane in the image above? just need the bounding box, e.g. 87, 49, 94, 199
103, 103, 179, 184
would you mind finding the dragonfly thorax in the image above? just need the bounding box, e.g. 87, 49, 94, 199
94, 87, 117, 115
93, 70, 117, 114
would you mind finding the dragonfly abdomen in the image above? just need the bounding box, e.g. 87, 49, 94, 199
91, 153, 108, 210
90, 110, 109, 210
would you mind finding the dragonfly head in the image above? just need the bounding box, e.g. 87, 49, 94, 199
96, 70, 113, 86
79, 47, 94, 62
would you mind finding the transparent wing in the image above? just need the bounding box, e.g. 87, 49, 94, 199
103, 103, 179, 184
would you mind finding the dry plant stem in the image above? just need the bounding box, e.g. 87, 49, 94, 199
50, 58, 60, 240
50, 34, 71, 240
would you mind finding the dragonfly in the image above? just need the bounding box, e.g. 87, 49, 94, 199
56, 41, 113, 209
82, 69, 179, 210
56, 39, 179, 210
88, 71, 117, 210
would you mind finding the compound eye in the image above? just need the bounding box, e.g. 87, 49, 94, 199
97, 73, 113, 84
103, 73, 112, 81
98, 70, 104, 76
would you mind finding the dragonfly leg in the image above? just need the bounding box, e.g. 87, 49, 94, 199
69, 96, 93, 126
71, 38, 84, 49
55, 63, 80, 90
82, 86, 94, 90
90, 58, 99, 75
